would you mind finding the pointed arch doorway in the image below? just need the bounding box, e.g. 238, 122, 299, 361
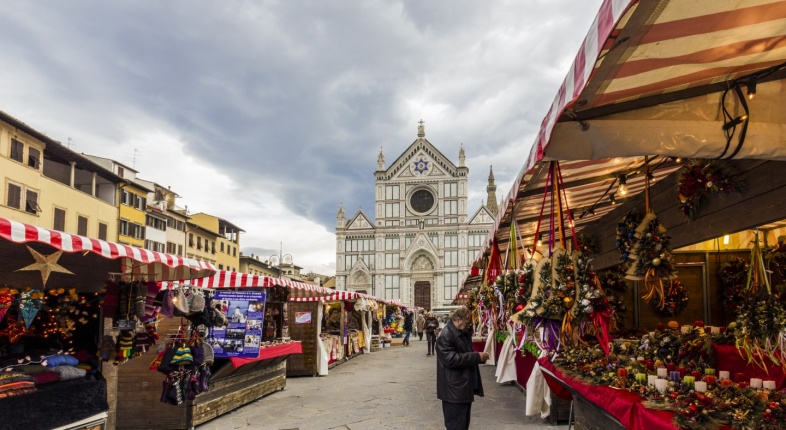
414, 281, 431, 311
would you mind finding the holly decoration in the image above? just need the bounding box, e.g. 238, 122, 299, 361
625, 212, 676, 309
677, 160, 744, 220
652, 279, 689, 316
719, 257, 749, 314
597, 268, 628, 333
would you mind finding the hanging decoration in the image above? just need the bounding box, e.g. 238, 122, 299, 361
651, 279, 689, 316
769, 238, 786, 281
16, 289, 44, 329
718, 257, 749, 315
733, 231, 786, 371
597, 268, 628, 333
0, 287, 13, 323
625, 212, 676, 309
676, 160, 744, 219
616, 210, 642, 261
15, 246, 74, 287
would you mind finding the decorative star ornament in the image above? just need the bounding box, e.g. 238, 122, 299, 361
413, 157, 430, 174
16, 246, 74, 286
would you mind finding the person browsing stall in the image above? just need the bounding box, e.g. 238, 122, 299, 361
436, 307, 488, 430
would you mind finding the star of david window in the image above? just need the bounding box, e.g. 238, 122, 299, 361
409, 189, 435, 214
413, 157, 429, 175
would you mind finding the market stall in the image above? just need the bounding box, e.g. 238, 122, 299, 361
467, 0, 786, 428
0, 216, 215, 430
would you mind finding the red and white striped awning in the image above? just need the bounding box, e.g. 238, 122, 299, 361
0, 216, 216, 281
482, 0, 786, 262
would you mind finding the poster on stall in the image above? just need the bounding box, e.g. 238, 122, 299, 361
207, 290, 266, 358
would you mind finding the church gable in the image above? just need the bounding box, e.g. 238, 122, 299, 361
469, 206, 495, 225
385, 138, 458, 181
346, 211, 375, 230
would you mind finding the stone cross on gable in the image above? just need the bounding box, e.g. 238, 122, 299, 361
417, 119, 425, 137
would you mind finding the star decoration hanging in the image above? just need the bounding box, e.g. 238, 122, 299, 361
15, 246, 74, 287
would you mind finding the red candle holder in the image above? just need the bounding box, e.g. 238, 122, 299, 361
677, 366, 687, 378
704, 375, 717, 385
735, 372, 746, 383
720, 379, 733, 387
644, 359, 655, 371
666, 363, 676, 372
691, 370, 702, 379
618, 368, 629, 378
737, 381, 750, 389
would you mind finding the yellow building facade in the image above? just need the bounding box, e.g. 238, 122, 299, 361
185, 222, 219, 267
239, 254, 279, 277
0, 112, 120, 239
189, 213, 243, 272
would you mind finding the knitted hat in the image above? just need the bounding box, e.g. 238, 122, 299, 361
171, 345, 193, 366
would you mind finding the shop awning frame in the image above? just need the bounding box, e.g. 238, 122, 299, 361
0, 216, 216, 281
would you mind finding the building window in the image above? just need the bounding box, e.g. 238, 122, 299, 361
98, 222, 108, 241
404, 235, 413, 249
188, 233, 194, 247
345, 254, 358, 269
132, 223, 144, 239
468, 233, 485, 247
429, 234, 439, 248
121, 190, 132, 206
77, 215, 88, 236
134, 195, 146, 210
444, 272, 459, 300
233, 247, 236, 257
385, 253, 399, 269
28, 147, 41, 169
177, 244, 183, 255
117, 166, 124, 178
384, 202, 399, 218
145, 239, 165, 253
385, 236, 399, 251
345, 238, 374, 252
221, 242, 225, 253
197, 237, 202, 250
6, 182, 22, 209
10, 139, 23, 163
167, 242, 177, 254
444, 234, 458, 248
24, 189, 40, 214
219, 264, 224, 270
444, 200, 458, 215
361, 253, 375, 269
385, 275, 400, 300
211, 242, 216, 254
385, 185, 400, 200
444, 182, 458, 197
445, 250, 458, 267
53, 208, 66, 231
119, 219, 129, 236
146, 215, 166, 230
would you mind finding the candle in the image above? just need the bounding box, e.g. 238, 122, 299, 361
677, 366, 688, 378
637, 356, 645, 362
683, 375, 695, 388
691, 370, 702, 379
719, 326, 726, 333
711, 326, 721, 334
704, 375, 716, 385
644, 359, 655, 371
657, 367, 668, 378
681, 325, 691, 334
666, 363, 676, 372
738, 381, 750, 389
704, 368, 715, 376
734, 372, 746, 383
648, 375, 658, 386
618, 368, 629, 378
720, 379, 733, 387
669, 371, 681, 382
636, 373, 647, 384
694, 381, 707, 392
655, 379, 668, 393
719, 370, 730, 380
764, 380, 776, 390
751, 378, 763, 389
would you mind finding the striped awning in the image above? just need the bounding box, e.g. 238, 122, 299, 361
483, 0, 786, 262
0, 216, 215, 281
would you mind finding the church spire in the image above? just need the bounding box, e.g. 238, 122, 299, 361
377, 147, 385, 171
417, 119, 425, 137
486, 166, 499, 217
459, 143, 465, 167
337, 203, 346, 229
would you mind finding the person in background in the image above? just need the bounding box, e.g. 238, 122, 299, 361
424, 312, 439, 355
436, 307, 488, 430
416, 310, 426, 341
402, 310, 414, 346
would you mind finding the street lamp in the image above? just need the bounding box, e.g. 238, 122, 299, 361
269, 242, 293, 279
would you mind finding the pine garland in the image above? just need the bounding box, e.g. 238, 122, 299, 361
677, 160, 745, 220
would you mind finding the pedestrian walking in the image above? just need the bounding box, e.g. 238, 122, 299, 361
402, 310, 414, 346
424, 312, 439, 355
436, 307, 488, 430
416, 311, 426, 341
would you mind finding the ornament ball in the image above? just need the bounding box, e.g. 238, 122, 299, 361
652, 257, 662, 266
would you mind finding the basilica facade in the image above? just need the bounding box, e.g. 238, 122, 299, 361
335, 121, 497, 312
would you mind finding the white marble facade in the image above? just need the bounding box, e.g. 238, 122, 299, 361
335, 121, 496, 312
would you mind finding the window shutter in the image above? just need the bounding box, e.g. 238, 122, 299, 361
77, 216, 88, 236
54, 208, 66, 231
25, 190, 39, 214
7, 183, 21, 209
98, 223, 108, 240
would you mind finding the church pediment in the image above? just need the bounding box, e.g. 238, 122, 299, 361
469, 206, 495, 225
346, 210, 375, 230
384, 139, 459, 181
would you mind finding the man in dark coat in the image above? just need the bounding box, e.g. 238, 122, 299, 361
436, 307, 488, 430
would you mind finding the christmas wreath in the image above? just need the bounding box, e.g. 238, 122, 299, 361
677, 160, 744, 220
718, 257, 749, 314
616, 210, 642, 261
597, 268, 628, 333
652, 279, 689, 316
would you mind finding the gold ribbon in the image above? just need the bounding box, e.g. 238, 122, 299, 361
641, 268, 666, 309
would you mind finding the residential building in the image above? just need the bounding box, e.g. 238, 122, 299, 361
335, 121, 496, 312
82, 155, 151, 248
0, 111, 121, 239
185, 220, 219, 267
188, 213, 243, 272
136, 179, 189, 257
239, 253, 279, 277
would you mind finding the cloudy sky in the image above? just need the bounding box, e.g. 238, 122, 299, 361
0, 0, 604, 275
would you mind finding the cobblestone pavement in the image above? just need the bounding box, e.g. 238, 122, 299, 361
198, 338, 558, 430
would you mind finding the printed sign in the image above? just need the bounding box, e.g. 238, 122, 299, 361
294, 311, 312, 324
207, 290, 266, 358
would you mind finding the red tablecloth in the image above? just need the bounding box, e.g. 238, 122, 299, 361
514, 350, 538, 389
228, 342, 303, 369
713, 343, 786, 389
538, 357, 677, 430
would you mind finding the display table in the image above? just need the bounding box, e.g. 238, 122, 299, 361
228, 342, 303, 369
538, 357, 678, 430
713, 343, 786, 390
